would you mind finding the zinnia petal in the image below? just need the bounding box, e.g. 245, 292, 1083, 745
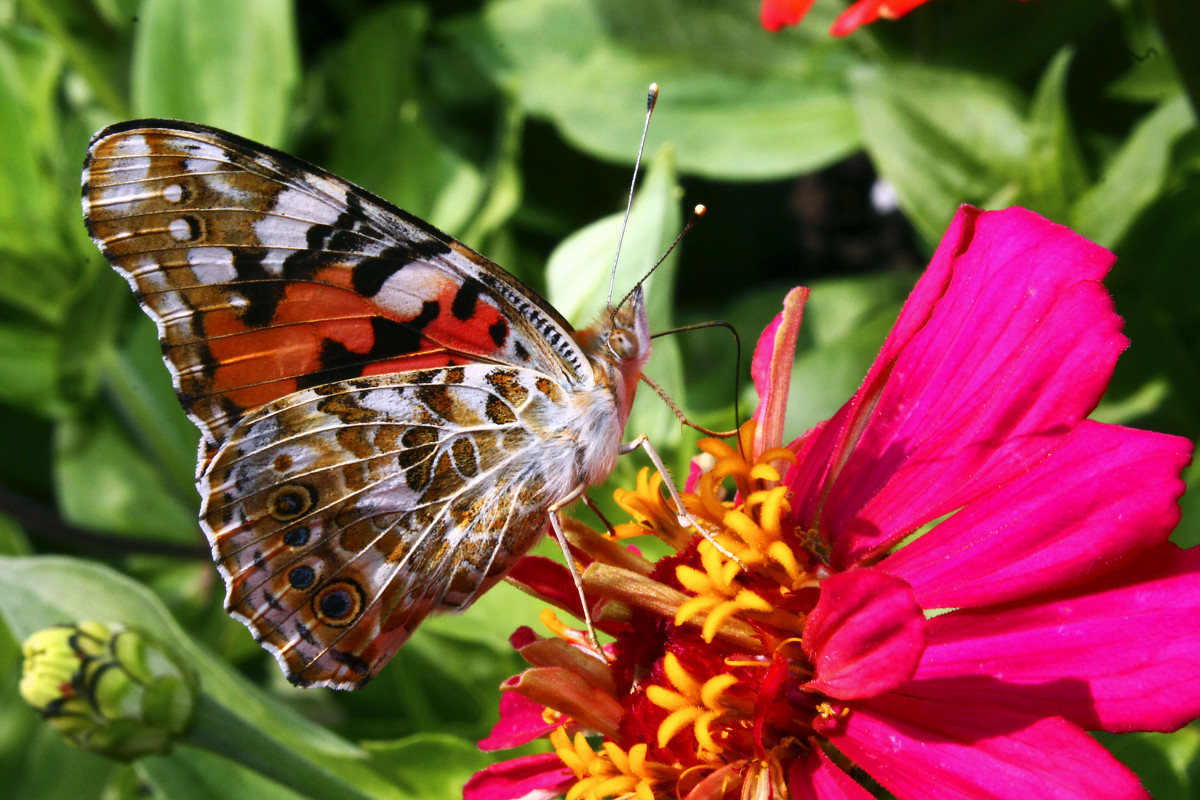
788, 749, 876, 799
881, 420, 1192, 609
830, 0, 930, 35
760, 0, 818, 31
751, 286, 810, 458
479, 691, 559, 751
464, 752, 575, 800
822, 695, 1149, 799
802, 570, 925, 700
785, 206, 1125, 569
914, 542, 1200, 734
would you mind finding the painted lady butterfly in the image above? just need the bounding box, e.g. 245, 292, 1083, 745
82, 118, 664, 689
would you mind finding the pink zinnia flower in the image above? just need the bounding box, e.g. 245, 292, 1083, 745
761, 0, 1034, 36
467, 206, 1199, 799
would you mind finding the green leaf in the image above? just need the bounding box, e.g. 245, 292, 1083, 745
1070, 94, 1194, 247
53, 403, 197, 541
451, 0, 861, 180
364, 734, 493, 800
0, 316, 66, 416
138, 745, 306, 800
130, 0, 300, 145
849, 63, 1028, 244
324, 3, 489, 236
0, 25, 68, 271
1176, 454, 1200, 549
1021, 48, 1089, 221
1097, 726, 1200, 799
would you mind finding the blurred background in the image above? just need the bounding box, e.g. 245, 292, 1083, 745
1, 0, 1198, 797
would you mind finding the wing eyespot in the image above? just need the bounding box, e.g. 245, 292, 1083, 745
313, 580, 365, 627
267, 484, 316, 521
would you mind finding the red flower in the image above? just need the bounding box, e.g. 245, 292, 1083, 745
761, 0, 1033, 36
467, 206, 1199, 800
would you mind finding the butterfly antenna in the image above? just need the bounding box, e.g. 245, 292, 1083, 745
648, 319, 743, 437
608, 82, 659, 306
617, 204, 706, 311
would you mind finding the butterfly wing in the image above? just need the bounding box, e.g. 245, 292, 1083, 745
82, 121, 606, 688
204, 365, 570, 688
82, 120, 592, 460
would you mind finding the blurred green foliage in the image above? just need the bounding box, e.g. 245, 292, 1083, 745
0, 0, 1198, 797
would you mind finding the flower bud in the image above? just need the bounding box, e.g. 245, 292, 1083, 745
20, 622, 196, 761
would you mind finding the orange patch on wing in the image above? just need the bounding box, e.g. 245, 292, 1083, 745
204, 282, 379, 408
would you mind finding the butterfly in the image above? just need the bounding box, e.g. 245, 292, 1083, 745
82, 119, 659, 689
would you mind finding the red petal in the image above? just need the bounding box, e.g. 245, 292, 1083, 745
478, 691, 557, 751
464, 753, 574, 800
831, 0, 933, 34
507, 556, 623, 635
882, 420, 1192, 608
789, 749, 875, 799
829, 0, 886, 35
802, 570, 925, 700
914, 543, 1200, 733
752, 286, 810, 457
785, 207, 1123, 569
760, 0, 818, 31
822, 695, 1149, 799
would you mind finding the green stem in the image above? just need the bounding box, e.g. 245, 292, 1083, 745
1146, 0, 1200, 122
183, 694, 407, 800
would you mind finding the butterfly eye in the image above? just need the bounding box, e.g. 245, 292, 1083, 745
608, 329, 638, 360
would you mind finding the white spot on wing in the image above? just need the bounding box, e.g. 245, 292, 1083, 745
168, 218, 193, 241
163, 183, 184, 203
376, 264, 449, 317
271, 187, 345, 225
188, 247, 238, 283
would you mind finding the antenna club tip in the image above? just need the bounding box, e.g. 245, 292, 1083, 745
647, 83, 659, 110
693, 204, 707, 217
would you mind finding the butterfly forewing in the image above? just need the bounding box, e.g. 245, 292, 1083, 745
82, 120, 588, 450
82, 119, 653, 689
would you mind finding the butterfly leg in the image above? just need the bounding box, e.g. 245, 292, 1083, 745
620, 434, 746, 568
548, 497, 607, 659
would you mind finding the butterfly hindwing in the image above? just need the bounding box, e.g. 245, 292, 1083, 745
82, 120, 589, 452
201, 365, 568, 687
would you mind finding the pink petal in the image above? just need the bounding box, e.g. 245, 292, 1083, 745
505, 667, 623, 740
508, 556, 581, 614
914, 542, 1200, 733
685, 457, 704, 494
820, 693, 1149, 799
760, 0, 817, 31
751, 286, 810, 458
881, 420, 1192, 608
478, 691, 557, 751
785, 207, 1124, 569
464, 753, 574, 800
789, 749, 875, 799
802, 570, 925, 700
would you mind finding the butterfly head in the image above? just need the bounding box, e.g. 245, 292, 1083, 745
576, 285, 651, 425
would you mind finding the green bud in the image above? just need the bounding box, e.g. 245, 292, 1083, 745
20, 622, 196, 761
